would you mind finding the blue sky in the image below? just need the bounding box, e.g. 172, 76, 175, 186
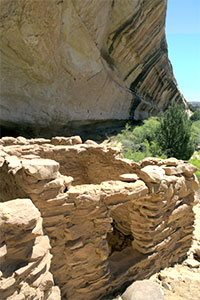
166, 0, 200, 102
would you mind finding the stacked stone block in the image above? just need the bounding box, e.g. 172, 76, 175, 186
0, 199, 60, 300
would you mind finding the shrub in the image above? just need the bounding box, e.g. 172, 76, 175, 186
117, 117, 165, 161
118, 117, 161, 155
156, 103, 195, 160
123, 150, 147, 162
190, 110, 200, 121
191, 120, 200, 148
117, 104, 196, 162
189, 154, 200, 197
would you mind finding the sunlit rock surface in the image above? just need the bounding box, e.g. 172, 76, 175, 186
0, 136, 198, 300
0, 0, 186, 136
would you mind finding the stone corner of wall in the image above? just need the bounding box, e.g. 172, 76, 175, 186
0, 198, 61, 300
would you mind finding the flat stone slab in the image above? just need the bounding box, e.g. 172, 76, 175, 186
22, 159, 59, 180
119, 174, 139, 182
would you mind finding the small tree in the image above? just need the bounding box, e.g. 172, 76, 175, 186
190, 110, 200, 121
156, 103, 195, 160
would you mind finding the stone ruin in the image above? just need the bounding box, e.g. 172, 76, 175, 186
0, 136, 199, 300
0, 198, 61, 300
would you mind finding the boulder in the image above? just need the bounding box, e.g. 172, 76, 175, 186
122, 280, 165, 300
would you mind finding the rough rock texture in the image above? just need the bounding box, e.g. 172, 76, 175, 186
149, 202, 200, 300
0, 198, 61, 300
0, 136, 199, 300
121, 279, 165, 300
0, 0, 186, 136
112, 202, 200, 300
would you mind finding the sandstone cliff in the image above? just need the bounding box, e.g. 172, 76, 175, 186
0, 0, 186, 136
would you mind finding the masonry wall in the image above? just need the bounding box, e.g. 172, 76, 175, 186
0, 198, 61, 300
0, 137, 199, 300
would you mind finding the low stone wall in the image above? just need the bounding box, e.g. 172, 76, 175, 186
0, 137, 199, 300
0, 198, 61, 300
0, 136, 136, 185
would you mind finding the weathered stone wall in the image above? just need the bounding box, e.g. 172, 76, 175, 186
0, 198, 61, 300
0, 136, 137, 185
0, 0, 187, 137
0, 137, 199, 300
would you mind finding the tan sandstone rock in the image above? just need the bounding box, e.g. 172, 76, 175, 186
119, 173, 139, 182
0, 137, 199, 300
122, 280, 165, 300
0, 198, 61, 300
0, 0, 186, 135
139, 165, 165, 183
21, 159, 59, 180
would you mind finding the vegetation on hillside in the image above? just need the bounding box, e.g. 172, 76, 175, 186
156, 103, 195, 160
117, 103, 200, 182
189, 153, 200, 184
190, 110, 200, 121
118, 103, 200, 161
192, 120, 200, 146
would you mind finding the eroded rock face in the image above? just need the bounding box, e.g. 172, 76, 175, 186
0, 0, 186, 136
0, 136, 199, 300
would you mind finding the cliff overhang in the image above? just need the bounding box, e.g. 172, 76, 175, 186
0, 0, 187, 137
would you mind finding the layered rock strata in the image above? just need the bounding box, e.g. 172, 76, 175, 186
0, 0, 186, 136
0, 198, 61, 300
0, 136, 199, 300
